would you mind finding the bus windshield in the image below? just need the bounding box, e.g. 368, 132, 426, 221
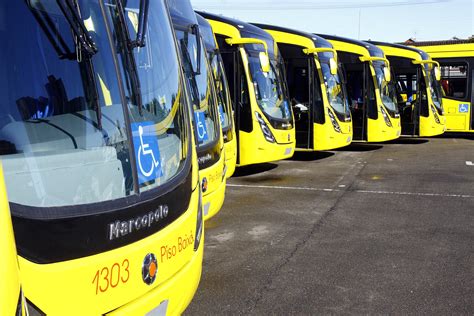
210, 52, 232, 131
373, 61, 399, 115
176, 30, 219, 147
0, 0, 189, 208
319, 54, 351, 121
247, 50, 292, 121
426, 66, 444, 114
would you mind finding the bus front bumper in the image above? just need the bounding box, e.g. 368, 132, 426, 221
107, 240, 204, 316
202, 175, 226, 221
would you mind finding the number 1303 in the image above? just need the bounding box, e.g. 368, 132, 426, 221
92, 259, 130, 295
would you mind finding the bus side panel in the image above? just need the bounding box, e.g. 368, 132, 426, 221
0, 164, 22, 316
419, 113, 446, 137
201, 152, 227, 221
366, 116, 401, 142
313, 120, 352, 151
238, 129, 295, 166
224, 136, 237, 178
443, 98, 472, 131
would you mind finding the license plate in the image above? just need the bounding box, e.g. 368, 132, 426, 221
146, 300, 169, 316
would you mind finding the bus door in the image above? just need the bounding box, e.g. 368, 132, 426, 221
340, 53, 366, 140
287, 57, 313, 148
279, 46, 314, 149
364, 61, 378, 139
391, 56, 420, 136
417, 65, 431, 132
216, 36, 252, 163
396, 74, 414, 135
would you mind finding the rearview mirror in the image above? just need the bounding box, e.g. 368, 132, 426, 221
434, 66, 441, 81
259, 52, 270, 73
384, 66, 391, 82
329, 58, 338, 75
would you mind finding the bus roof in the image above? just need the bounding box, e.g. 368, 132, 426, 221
317, 34, 383, 58
196, 13, 216, 51
404, 38, 474, 47
196, 11, 276, 56
368, 41, 430, 60
252, 24, 332, 49
196, 11, 273, 44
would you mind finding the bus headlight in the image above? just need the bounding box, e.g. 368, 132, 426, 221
431, 105, 441, 124
194, 187, 203, 251
380, 106, 392, 127
327, 110, 341, 133
255, 112, 276, 143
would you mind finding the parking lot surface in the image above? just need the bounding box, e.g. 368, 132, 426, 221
187, 136, 474, 314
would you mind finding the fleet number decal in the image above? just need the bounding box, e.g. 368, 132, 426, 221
92, 259, 130, 295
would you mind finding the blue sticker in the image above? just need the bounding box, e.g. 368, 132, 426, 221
131, 122, 163, 185
459, 104, 469, 113
218, 105, 225, 126
194, 111, 209, 143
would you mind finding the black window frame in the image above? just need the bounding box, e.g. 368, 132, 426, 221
437, 58, 471, 102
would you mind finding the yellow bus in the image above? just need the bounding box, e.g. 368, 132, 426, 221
3, 1, 203, 314
256, 25, 353, 151
196, 13, 237, 177
370, 42, 446, 137
198, 12, 296, 166
409, 39, 474, 133
319, 35, 401, 142
169, 1, 226, 221
0, 163, 24, 316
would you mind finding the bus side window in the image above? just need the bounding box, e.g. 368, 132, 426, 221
440, 62, 469, 101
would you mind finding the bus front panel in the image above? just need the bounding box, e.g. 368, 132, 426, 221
2, 1, 203, 314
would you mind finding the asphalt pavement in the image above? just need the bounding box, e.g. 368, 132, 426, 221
187, 136, 474, 314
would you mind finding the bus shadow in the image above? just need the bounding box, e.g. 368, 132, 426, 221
232, 163, 279, 177
335, 143, 383, 152
291, 151, 335, 161
437, 133, 474, 141
387, 138, 430, 145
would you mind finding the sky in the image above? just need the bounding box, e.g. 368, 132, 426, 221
192, 0, 474, 42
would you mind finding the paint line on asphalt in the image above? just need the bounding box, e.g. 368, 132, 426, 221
227, 184, 474, 199
354, 190, 474, 198
227, 184, 338, 192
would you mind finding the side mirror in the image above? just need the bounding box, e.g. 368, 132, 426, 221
384, 66, 391, 82
329, 58, 338, 75
259, 52, 271, 73
434, 66, 441, 81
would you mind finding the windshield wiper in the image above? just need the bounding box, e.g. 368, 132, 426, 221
29, 0, 102, 129
56, 0, 98, 57
191, 24, 202, 75
180, 37, 201, 108
112, 0, 149, 115
131, 0, 150, 48
28, 0, 97, 60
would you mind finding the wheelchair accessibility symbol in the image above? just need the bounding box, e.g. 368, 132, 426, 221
218, 105, 225, 125
194, 111, 209, 143
459, 104, 469, 113
132, 122, 163, 184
